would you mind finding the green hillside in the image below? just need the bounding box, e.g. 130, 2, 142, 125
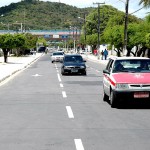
0, 1, 93, 31
0, 0, 141, 31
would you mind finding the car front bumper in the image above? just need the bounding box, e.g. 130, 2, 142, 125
112, 90, 150, 102
63, 68, 86, 74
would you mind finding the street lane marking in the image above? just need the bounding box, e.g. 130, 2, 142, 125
57, 70, 59, 73
62, 91, 67, 98
60, 83, 64, 87
74, 139, 84, 150
66, 106, 74, 118
32, 74, 42, 77
57, 73, 61, 82
96, 70, 100, 72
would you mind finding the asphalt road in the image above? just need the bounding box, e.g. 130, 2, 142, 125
0, 54, 150, 150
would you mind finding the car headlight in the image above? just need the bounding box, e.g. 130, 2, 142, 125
116, 84, 129, 90
64, 66, 70, 69
80, 66, 85, 69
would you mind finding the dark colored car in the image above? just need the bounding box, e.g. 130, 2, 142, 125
61, 54, 86, 75
38, 46, 46, 53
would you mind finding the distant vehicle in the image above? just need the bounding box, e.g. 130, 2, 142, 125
103, 57, 150, 108
61, 54, 86, 75
38, 46, 46, 53
51, 52, 64, 63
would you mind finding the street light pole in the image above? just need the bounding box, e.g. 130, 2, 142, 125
83, 13, 86, 45
123, 0, 129, 55
93, 2, 105, 59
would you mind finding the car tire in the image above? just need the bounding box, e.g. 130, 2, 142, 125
61, 69, 65, 75
83, 71, 87, 76
110, 90, 117, 108
103, 92, 109, 102
51, 61, 54, 63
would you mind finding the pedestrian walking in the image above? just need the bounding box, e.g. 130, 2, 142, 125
103, 49, 108, 60
101, 50, 104, 60
94, 49, 98, 56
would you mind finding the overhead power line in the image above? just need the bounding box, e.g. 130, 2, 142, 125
130, 6, 145, 15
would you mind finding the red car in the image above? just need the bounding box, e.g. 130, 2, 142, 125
103, 57, 150, 108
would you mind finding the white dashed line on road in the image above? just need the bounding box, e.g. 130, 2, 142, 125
74, 139, 85, 150
66, 106, 74, 118
57, 73, 61, 82
60, 83, 64, 88
62, 91, 67, 98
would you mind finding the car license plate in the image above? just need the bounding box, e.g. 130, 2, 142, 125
71, 68, 78, 73
134, 92, 149, 98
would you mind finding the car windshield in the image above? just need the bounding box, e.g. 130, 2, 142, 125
112, 59, 150, 73
53, 52, 63, 56
64, 56, 83, 62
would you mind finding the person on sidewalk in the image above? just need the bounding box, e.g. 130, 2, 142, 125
103, 49, 108, 60
94, 49, 98, 56
101, 50, 104, 60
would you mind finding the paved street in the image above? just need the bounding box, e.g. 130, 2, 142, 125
0, 54, 150, 150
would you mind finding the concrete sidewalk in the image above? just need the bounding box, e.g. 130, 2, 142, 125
0, 53, 44, 83
82, 53, 109, 65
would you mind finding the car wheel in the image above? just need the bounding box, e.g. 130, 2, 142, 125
83, 71, 87, 75
61, 69, 65, 75
103, 92, 109, 102
110, 90, 117, 108
51, 61, 54, 63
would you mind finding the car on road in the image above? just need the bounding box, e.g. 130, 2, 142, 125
51, 51, 64, 63
103, 56, 150, 108
61, 54, 86, 75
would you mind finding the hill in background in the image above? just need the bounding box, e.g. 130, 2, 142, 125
0, 0, 141, 31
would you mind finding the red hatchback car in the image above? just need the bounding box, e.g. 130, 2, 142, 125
103, 57, 150, 108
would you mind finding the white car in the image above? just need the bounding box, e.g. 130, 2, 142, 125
51, 52, 64, 63
103, 56, 150, 108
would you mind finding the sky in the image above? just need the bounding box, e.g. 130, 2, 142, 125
0, 0, 150, 18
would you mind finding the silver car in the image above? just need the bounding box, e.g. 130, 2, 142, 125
51, 52, 64, 63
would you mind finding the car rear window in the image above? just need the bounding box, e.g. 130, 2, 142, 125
53, 52, 64, 56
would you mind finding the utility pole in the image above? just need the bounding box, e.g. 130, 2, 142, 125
124, 0, 129, 55
93, 2, 105, 59
83, 13, 86, 45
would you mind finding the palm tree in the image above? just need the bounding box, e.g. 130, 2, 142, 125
139, 0, 150, 7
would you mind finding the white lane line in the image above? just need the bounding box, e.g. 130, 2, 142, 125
57, 70, 59, 73
66, 106, 74, 118
60, 83, 64, 88
62, 91, 67, 98
57, 73, 61, 82
74, 139, 84, 150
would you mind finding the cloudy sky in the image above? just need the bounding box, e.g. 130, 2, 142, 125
0, 0, 150, 18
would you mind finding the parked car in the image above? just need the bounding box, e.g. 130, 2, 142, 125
103, 56, 150, 108
61, 54, 86, 75
51, 51, 64, 63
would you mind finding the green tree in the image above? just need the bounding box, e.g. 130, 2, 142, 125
139, 0, 150, 7
13, 34, 26, 56
0, 34, 14, 62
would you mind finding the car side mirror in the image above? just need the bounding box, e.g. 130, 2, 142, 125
103, 69, 110, 75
